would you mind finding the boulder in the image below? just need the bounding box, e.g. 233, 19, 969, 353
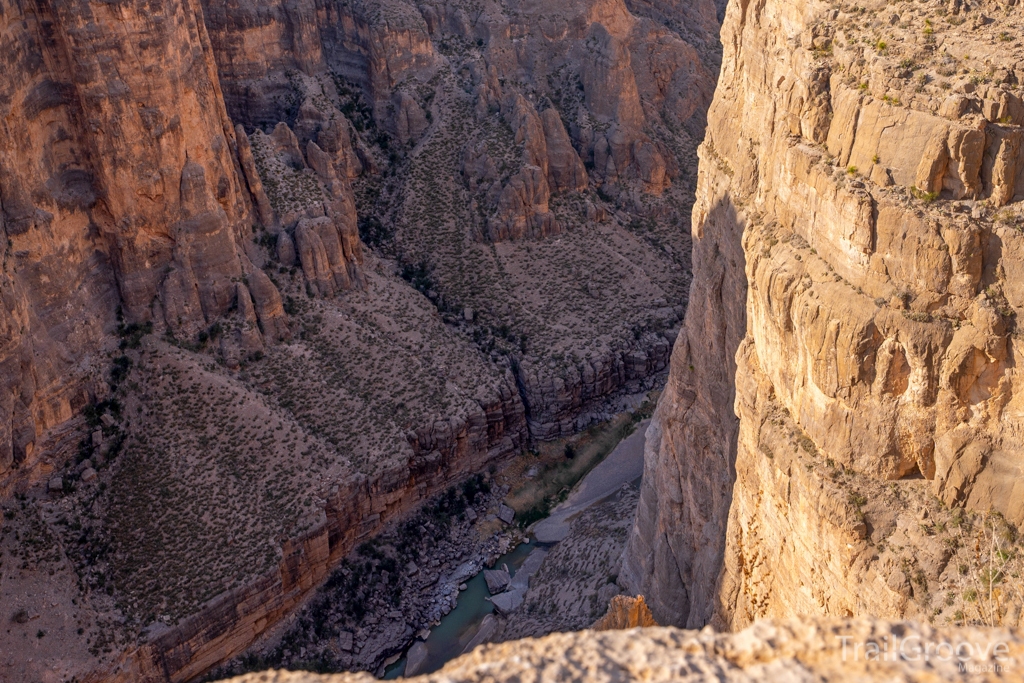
483, 567, 511, 594
404, 641, 429, 677
489, 590, 523, 614
80, 467, 98, 483
461, 613, 498, 654
497, 504, 515, 524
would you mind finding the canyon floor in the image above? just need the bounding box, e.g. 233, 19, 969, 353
203, 401, 651, 680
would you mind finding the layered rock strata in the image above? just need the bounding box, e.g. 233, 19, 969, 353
625, 0, 1024, 631
1, 0, 722, 679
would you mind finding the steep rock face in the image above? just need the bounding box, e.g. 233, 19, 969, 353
0, 0, 284, 489
51, 0, 260, 334
620, 163, 747, 627
625, 0, 1024, 630
200, 0, 438, 129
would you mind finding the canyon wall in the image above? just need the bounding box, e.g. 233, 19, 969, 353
0, 0, 291, 491
2, 0, 722, 680
204, 0, 720, 441
109, 370, 526, 683
2, 0, 719, 492
626, 0, 1024, 630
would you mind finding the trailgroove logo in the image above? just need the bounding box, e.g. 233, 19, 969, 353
839, 635, 1013, 673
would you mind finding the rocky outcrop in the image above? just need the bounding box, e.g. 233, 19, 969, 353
593, 594, 657, 630
619, 177, 745, 627
486, 166, 558, 242
245, 121, 364, 294
481, 96, 592, 242
540, 109, 589, 194
215, 618, 1024, 682
625, 0, 1024, 632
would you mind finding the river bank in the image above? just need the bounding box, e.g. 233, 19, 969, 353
206, 396, 654, 681
384, 416, 651, 676
532, 419, 648, 543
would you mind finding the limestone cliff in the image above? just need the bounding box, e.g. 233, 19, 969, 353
625, 0, 1024, 632
200, 0, 722, 440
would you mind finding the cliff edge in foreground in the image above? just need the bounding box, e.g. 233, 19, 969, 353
217, 618, 1022, 682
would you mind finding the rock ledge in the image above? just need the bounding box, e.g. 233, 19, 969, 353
218, 618, 1022, 682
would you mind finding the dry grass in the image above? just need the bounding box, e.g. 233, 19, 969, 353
941, 511, 1024, 628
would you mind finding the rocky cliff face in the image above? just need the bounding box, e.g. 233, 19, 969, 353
2, 0, 721, 491
0, 0, 290, 490
625, 0, 1024, 631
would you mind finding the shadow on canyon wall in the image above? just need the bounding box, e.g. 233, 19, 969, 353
622, 194, 746, 628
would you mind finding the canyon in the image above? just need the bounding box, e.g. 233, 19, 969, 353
4, 0, 1024, 678
0, 0, 721, 679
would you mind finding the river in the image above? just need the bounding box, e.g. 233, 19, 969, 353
382, 418, 650, 678
382, 541, 535, 678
